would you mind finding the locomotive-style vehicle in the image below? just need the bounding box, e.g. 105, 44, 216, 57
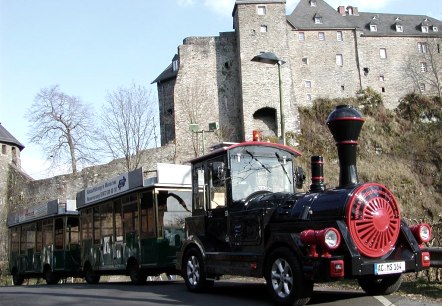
177, 105, 432, 305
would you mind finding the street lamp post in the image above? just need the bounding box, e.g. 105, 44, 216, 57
251, 52, 286, 145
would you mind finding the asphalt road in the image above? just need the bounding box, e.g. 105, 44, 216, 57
0, 279, 440, 306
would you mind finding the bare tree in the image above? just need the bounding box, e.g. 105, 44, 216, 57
403, 38, 442, 98
26, 85, 97, 174
100, 83, 158, 171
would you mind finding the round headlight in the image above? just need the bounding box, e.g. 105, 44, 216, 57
323, 228, 341, 250
419, 224, 432, 243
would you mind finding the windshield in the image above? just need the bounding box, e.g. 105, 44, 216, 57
230, 149, 294, 201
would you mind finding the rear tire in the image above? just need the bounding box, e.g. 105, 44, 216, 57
358, 274, 402, 295
265, 247, 312, 306
12, 269, 24, 286
182, 247, 214, 292
44, 268, 60, 285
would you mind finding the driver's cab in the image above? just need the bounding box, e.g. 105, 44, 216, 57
188, 142, 302, 249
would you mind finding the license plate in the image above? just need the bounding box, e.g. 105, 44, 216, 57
374, 261, 405, 275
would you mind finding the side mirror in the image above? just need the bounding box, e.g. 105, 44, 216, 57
294, 167, 306, 189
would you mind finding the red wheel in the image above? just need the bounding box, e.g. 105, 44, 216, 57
346, 183, 400, 258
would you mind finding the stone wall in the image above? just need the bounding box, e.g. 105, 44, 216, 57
0, 144, 176, 263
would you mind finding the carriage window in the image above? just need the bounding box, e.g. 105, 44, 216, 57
81, 208, 93, 241
114, 199, 123, 241
66, 217, 79, 248
54, 218, 64, 250
93, 206, 100, 244
100, 202, 113, 239
10, 227, 19, 253
36, 221, 43, 252
42, 219, 53, 247
123, 202, 139, 236
141, 191, 155, 238
158, 190, 192, 233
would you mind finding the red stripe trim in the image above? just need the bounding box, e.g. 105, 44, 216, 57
328, 117, 365, 122
312, 176, 324, 180
336, 140, 358, 145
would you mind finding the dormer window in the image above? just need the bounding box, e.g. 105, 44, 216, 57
396, 24, 403, 32
433, 26, 439, 32
370, 24, 378, 32
314, 14, 323, 24
421, 18, 430, 33
310, 0, 317, 7
172, 59, 179, 71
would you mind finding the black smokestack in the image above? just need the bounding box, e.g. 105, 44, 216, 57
310, 155, 326, 192
326, 105, 364, 188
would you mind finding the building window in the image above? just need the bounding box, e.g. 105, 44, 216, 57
1, 144, 6, 155
379, 48, 387, 59
310, 0, 317, 7
433, 26, 439, 32
379, 75, 385, 82
306, 94, 312, 101
260, 25, 268, 33
298, 32, 305, 41
421, 62, 427, 72
419, 83, 426, 91
257, 5, 266, 15
341, 85, 345, 91
318, 32, 325, 41
370, 24, 378, 32
304, 80, 312, 88
422, 25, 429, 33
302, 57, 309, 65
314, 16, 323, 24
381, 87, 385, 93
336, 54, 343, 66
396, 24, 403, 32
337, 31, 343, 41
417, 42, 428, 53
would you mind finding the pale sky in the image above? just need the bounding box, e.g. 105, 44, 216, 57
1, 0, 441, 179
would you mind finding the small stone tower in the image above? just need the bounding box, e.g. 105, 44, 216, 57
233, 0, 299, 141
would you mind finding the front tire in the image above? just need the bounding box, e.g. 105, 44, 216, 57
265, 248, 313, 306
182, 247, 213, 292
358, 274, 402, 295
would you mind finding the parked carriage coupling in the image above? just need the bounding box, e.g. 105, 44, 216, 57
7, 199, 81, 285
177, 105, 433, 306
75, 163, 192, 284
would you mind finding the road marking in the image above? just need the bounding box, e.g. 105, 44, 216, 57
374, 295, 395, 306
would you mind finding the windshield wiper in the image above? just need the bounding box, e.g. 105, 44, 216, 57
246, 150, 271, 173
275, 152, 292, 184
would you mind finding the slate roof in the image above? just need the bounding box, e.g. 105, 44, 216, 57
287, 0, 355, 29
345, 13, 442, 37
0, 123, 25, 151
151, 54, 179, 84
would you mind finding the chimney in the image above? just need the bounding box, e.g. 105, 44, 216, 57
310, 156, 326, 192
338, 6, 346, 16
326, 105, 365, 188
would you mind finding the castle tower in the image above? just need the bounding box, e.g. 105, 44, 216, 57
233, 0, 299, 142
0, 123, 25, 261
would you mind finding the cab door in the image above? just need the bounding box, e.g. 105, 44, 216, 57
205, 157, 229, 251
